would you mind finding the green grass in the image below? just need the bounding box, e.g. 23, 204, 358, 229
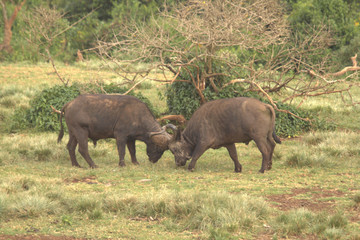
0, 62, 360, 239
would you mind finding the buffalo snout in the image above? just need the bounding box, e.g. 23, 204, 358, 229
176, 160, 187, 167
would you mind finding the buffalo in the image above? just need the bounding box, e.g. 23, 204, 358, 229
168, 97, 281, 173
58, 94, 172, 168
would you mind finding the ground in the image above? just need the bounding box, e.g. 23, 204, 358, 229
1, 185, 358, 240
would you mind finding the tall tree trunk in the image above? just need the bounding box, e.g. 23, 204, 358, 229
0, 0, 26, 53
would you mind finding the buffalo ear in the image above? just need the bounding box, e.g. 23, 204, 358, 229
173, 128, 182, 142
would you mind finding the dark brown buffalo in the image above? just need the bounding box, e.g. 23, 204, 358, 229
58, 94, 171, 168
168, 97, 281, 173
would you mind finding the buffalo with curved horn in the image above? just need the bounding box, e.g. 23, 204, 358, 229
167, 97, 281, 173
58, 94, 174, 168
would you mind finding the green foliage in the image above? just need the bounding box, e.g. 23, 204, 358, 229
166, 81, 201, 119
10, 82, 158, 132
2, 0, 360, 65
61, 215, 73, 226
15, 85, 80, 132
288, 0, 360, 66
111, 0, 159, 23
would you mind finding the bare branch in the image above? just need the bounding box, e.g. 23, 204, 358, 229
95, 0, 359, 118
123, 79, 145, 95
50, 105, 62, 115
308, 54, 360, 79
157, 114, 187, 126
45, 49, 69, 86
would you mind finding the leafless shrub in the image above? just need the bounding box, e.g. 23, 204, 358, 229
23, 6, 94, 86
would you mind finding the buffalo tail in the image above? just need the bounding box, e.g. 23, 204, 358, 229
57, 106, 65, 143
267, 104, 282, 144
272, 128, 282, 144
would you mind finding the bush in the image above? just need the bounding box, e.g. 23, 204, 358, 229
166, 81, 335, 137
10, 82, 157, 132
27, 85, 80, 132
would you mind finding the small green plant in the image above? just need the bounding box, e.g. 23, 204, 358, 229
34, 148, 53, 162
353, 194, 360, 206
75, 195, 101, 213
11, 195, 58, 218
61, 215, 73, 226
87, 208, 103, 220
274, 208, 348, 238
0, 98, 17, 108
0, 196, 8, 219
328, 212, 348, 229
304, 133, 324, 146
284, 151, 332, 168
18, 177, 36, 191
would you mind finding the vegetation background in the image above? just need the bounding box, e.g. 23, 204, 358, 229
1, 0, 359, 65
0, 0, 360, 239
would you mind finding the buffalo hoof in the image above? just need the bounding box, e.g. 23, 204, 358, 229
235, 167, 242, 173
90, 165, 98, 169
132, 161, 140, 165
119, 162, 126, 167
188, 168, 194, 172
266, 164, 272, 170
258, 169, 265, 173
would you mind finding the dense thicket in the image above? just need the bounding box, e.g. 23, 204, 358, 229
0, 0, 359, 65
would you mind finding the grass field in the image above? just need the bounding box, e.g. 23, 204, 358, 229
0, 62, 359, 240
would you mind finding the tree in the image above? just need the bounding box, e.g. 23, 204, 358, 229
97, 0, 290, 101
23, 6, 94, 85
0, 0, 26, 53
288, 0, 360, 67
88, 0, 360, 118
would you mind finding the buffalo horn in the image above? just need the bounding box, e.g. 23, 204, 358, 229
149, 124, 177, 149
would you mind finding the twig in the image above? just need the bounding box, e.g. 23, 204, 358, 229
123, 79, 145, 95
308, 54, 360, 81
50, 105, 62, 115
46, 48, 68, 86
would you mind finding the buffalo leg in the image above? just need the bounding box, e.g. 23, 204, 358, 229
67, 132, 81, 167
225, 144, 242, 173
266, 137, 276, 170
76, 128, 98, 168
127, 140, 139, 165
187, 145, 207, 171
254, 138, 270, 173
116, 137, 127, 167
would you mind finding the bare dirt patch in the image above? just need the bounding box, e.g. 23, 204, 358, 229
64, 176, 99, 184
265, 187, 345, 212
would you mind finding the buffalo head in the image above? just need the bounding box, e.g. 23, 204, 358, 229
148, 124, 177, 163
167, 127, 192, 167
